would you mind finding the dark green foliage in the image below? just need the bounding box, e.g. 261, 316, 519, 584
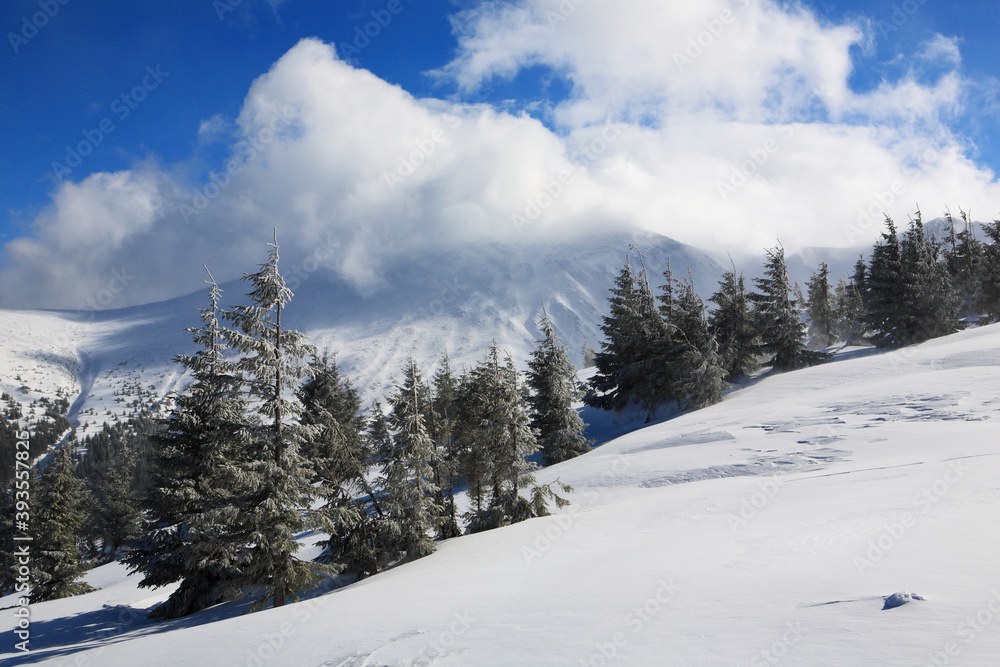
125, 273, 250, 620
833, 257, 868, 346
430, 355, 462, 539
668, 278, 726, 409
749, 245, 831, 371
806, 262, 835, 349
977, 220, 1000, 322
0, 413, 69, 487
456, 345, 561, 533
865, 218, 906, 348
943, 210, 984, 319
32, 447, 95, 602
586, 259, 667, 415
708, 270, 758, 380
527, 314, 591, 466
379, 360, 440, 561
298, 353, 379, 581
0, 482, 18, 595
222, 236, 332, 611
894, 212, 959, 345
93, 441, 141, 557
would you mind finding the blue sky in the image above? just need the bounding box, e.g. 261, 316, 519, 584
1, 0, 998, 308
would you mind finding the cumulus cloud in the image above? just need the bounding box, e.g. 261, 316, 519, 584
2, 0, 999, 309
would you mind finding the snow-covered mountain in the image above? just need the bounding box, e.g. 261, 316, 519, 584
4, 318, 1000, 665
0, 228, 722, 432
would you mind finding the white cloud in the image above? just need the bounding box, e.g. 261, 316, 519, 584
2, 0, 999, 310
197, 113, 231, 144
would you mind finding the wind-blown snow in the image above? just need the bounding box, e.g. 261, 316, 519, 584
3, 318, 1000, 664
0, 229, 720, 430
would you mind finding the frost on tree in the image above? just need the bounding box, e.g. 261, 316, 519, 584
222, 233, 333, 610
527, 312, 591, 466
125, 268, 251, 619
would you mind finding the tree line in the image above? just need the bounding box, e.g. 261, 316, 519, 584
5, 208, 1000, 612
584, 209, 1000, 420
3, 235, 587, 617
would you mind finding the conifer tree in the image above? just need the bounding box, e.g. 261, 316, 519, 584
32, 447, 95, 602
0, 482, 15, 595
896, 212, 959, 345
749, 245, 830, 371
940, 210, 983, 318
833, 257, 868, 345
459, 345, 565, 533
380, 360, 440, 562
805, 262, 835, 349
669, 278, 726, 409
708, 270, 758, 380
125, 268, 249, 619
587, 259, 643, 413
527, 313, 591, 465
298, 353, 380, 581
978, 220, 1000, 322
95, 441, 141, 557
865, 218, 906, 348
223, 233, 330, 610
431, 355, 462, 539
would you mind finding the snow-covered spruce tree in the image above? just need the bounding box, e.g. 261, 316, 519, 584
465, 345, 568, 533
587, 259, 642, 413
749, 245, 830, 371
32, 447, 95, 602
223, 234, 331, 610
379, 360, 441, 562
833, 257, 868, 346
978, 220, 1000, 322
669, 278, 726, 409
297, 353, 381, 581
896, 212, 959, 346
708, 269, 758, 381
95, 440, 141, 557
805, 262, 835, 349
943, 210, 984, 319
587, 258, 667, 415
431, 354, 462, 539
527, 313, 591, 466
865, 218, 906, 348
125, 269, 250, 620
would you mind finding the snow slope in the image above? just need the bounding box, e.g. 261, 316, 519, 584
4, 323, 1000, 666
0, 228, 720, 432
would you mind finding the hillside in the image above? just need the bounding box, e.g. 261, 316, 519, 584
3, 322, 999, 665
0, 229, 721, 435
